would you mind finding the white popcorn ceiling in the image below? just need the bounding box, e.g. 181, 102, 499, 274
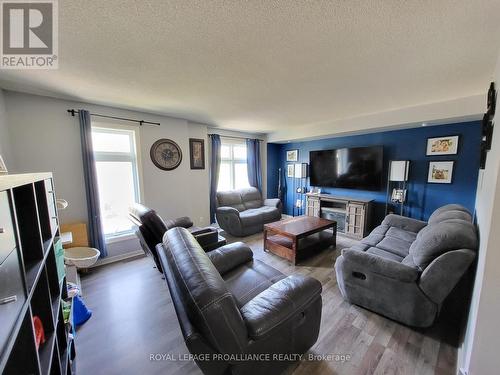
0, 0, 499, 134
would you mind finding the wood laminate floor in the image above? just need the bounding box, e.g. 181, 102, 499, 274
76, 233, 458, 375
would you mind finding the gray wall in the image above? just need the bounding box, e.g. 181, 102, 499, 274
3, 91, 212, 225
3, 91, 265, 259
458, 53, 500, 374
0, 89, 13, 170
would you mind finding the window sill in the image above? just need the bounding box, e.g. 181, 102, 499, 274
105, 232, 137, 244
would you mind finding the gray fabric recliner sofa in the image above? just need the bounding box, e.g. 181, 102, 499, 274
335, 204, 478, 327
216, 187, 282, 237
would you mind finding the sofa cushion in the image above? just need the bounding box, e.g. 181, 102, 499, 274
165, 216, 194, 230
386, 227, 417, 243
348, 242, 370, 252
401, 254, 418, 268
208, 242, 254, 275
409, 220, 478, 269
377, 236, 412, 257
255, 206, 280, 222
428, 204, 471, 224
217, 190, 246, 211
223, 259, 285, 307
428, 210, 472, 224
366, 247, 404, 262
239, 209, 263, 227
244, 200, 263, 210
361, 232, 386, 247
381, 215, 427, 233
371, 224, 390, 236
241, 187, 263, 210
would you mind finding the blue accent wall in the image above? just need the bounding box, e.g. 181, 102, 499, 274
267, 121, 482, 225
266, 143, 282, 199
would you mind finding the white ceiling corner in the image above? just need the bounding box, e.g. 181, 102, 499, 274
0, 0, 498, 137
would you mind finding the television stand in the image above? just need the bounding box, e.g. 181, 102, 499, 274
305, 193, 373, 240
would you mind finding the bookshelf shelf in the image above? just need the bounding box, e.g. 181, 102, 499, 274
0, 173, 75, 375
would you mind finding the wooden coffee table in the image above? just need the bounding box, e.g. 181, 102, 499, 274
264, 216, 337, 264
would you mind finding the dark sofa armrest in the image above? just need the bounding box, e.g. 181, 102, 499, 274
240, 275, 322, 339
171, 216, 194, 229
217, 206, 240, 216
263, 198, 281, 210
190, 226, 218, 236
207, 242, 253, 274
191, 228, 219, 250
341, 248, 420, 282
381, 214, 427, 233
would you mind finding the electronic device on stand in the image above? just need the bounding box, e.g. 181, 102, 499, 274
293, 163, 308, 216
385, 160, 410, 216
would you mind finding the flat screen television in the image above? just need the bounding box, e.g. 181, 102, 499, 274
309, 146, 383, 191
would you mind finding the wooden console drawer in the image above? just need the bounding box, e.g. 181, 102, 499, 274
0, 248, 26, 349
0, 191, 16, 264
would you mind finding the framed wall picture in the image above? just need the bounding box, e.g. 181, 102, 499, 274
0, 155, 7, 174
286, 149, 298, 162
189, 138, 205, 169
428, 161, 454, 184
426, 135, 459, 156
287, 164, 294, 177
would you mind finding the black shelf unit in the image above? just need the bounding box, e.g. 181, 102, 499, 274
0, 173, 75, 375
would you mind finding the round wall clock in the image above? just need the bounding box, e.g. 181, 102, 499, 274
150, 139, 182, 171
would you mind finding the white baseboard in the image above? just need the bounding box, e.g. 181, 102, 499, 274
92, 250, 145, 268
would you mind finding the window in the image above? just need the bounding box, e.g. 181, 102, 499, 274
217, 139, 250, 191
92, 126, 141, 238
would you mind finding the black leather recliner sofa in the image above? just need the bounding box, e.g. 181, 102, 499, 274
129, 203, 223, 272
157, 227, 323, 375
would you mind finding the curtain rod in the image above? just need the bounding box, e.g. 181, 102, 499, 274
208, 134, 264, 142
67, 109, 160, 126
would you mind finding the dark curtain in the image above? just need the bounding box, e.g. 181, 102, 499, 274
209, 134, 221, 224
79, 110, 107, 257
246, 138, 262, 192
